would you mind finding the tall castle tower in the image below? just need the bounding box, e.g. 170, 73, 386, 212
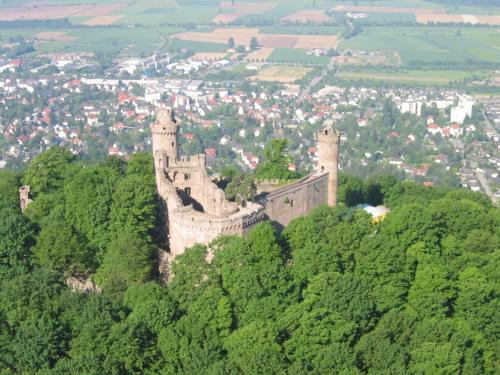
151, 107, 178, 173
317, 124, 341, 206
151, 107, 179, 246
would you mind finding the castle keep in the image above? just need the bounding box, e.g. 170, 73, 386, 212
152, 108, 340, 256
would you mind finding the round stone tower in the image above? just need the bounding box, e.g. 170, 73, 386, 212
317, 124, 341, 206
152, 107, 178, 170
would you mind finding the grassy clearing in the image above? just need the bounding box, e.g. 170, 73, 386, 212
337, 69, 491, 85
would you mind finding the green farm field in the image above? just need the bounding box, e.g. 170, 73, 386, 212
112, 5, 219, 26
328, 0, 497, 14
337, 69, 491, 85
169, 39, 226, 53
0, 0, 499, 63
340, 26, 500, 64
0, 26, 181, 55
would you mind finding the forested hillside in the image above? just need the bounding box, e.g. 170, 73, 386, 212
0, 147, 498, 374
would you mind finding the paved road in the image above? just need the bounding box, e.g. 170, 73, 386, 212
300, 55, 338, 97
476, 171, 497, 204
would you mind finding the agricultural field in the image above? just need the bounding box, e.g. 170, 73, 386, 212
340, 26, 500, 64
0, 26, 181, 55
0, 2, 127, 21
281, 10, 332, 24
35, 32, 77, 42
356, 12, 417, 24
213, 2, 277, 24
268, 48, 331, 66
113, 5, 220, 26
330, 1, 500, 25
259, 26, 344, 35
172, 28, 340, 49
0, 0, 498, 64
244, 47, 275, 62
248, 64, 313, 83
337, 68, 492, 85
168, 39, 226, 53
64, 26, 180, 54
416, 14, 500, 26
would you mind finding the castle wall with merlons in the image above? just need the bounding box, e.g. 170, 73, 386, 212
168, 204, 266, 256
166, 172, 330, 255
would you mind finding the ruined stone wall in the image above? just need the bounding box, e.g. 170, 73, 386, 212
151, 107, 340, 259
168, 155, 239, 217
168, 203, 265, 256
166, 172, 330, 255
258, 173, 329, 230
19, 185, 33, 212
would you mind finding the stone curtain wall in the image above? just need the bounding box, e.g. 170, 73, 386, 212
259, 173, 329, 231
168, 203, 266, 256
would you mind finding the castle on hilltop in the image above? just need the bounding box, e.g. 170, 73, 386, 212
152, 108, 340, 257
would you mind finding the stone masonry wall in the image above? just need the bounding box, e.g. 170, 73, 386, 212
258, 173, 329, 230
168, 204, 266, 256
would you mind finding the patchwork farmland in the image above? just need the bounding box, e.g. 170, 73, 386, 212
331, 3, 500, 25
0, 2, 127, 21
171, 28, 340, 49
0, 0, 497, 71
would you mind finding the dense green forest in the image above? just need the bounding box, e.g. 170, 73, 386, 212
0, 147, 498, 374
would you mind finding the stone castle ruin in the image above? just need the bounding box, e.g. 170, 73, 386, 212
153, 108, 340, 257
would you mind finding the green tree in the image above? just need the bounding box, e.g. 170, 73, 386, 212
407, 263, 455, 317
95, 232, 156, 299
0, 170, 22, 209
255, 139, 299, 181
64, 166, 118, 259
338, 173, 365, 206
249, 36, 258, 51
0, 207, 35, 270
33, 207, 94, 274
225, 321, 284, 374
454, 267, 496, 333
409, 342, 462, 375
225, 172, 256, 204
364, 174, 397, 206
23, 146, 76, 196
381, 97, 399, 128
109, 174, 157, 239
